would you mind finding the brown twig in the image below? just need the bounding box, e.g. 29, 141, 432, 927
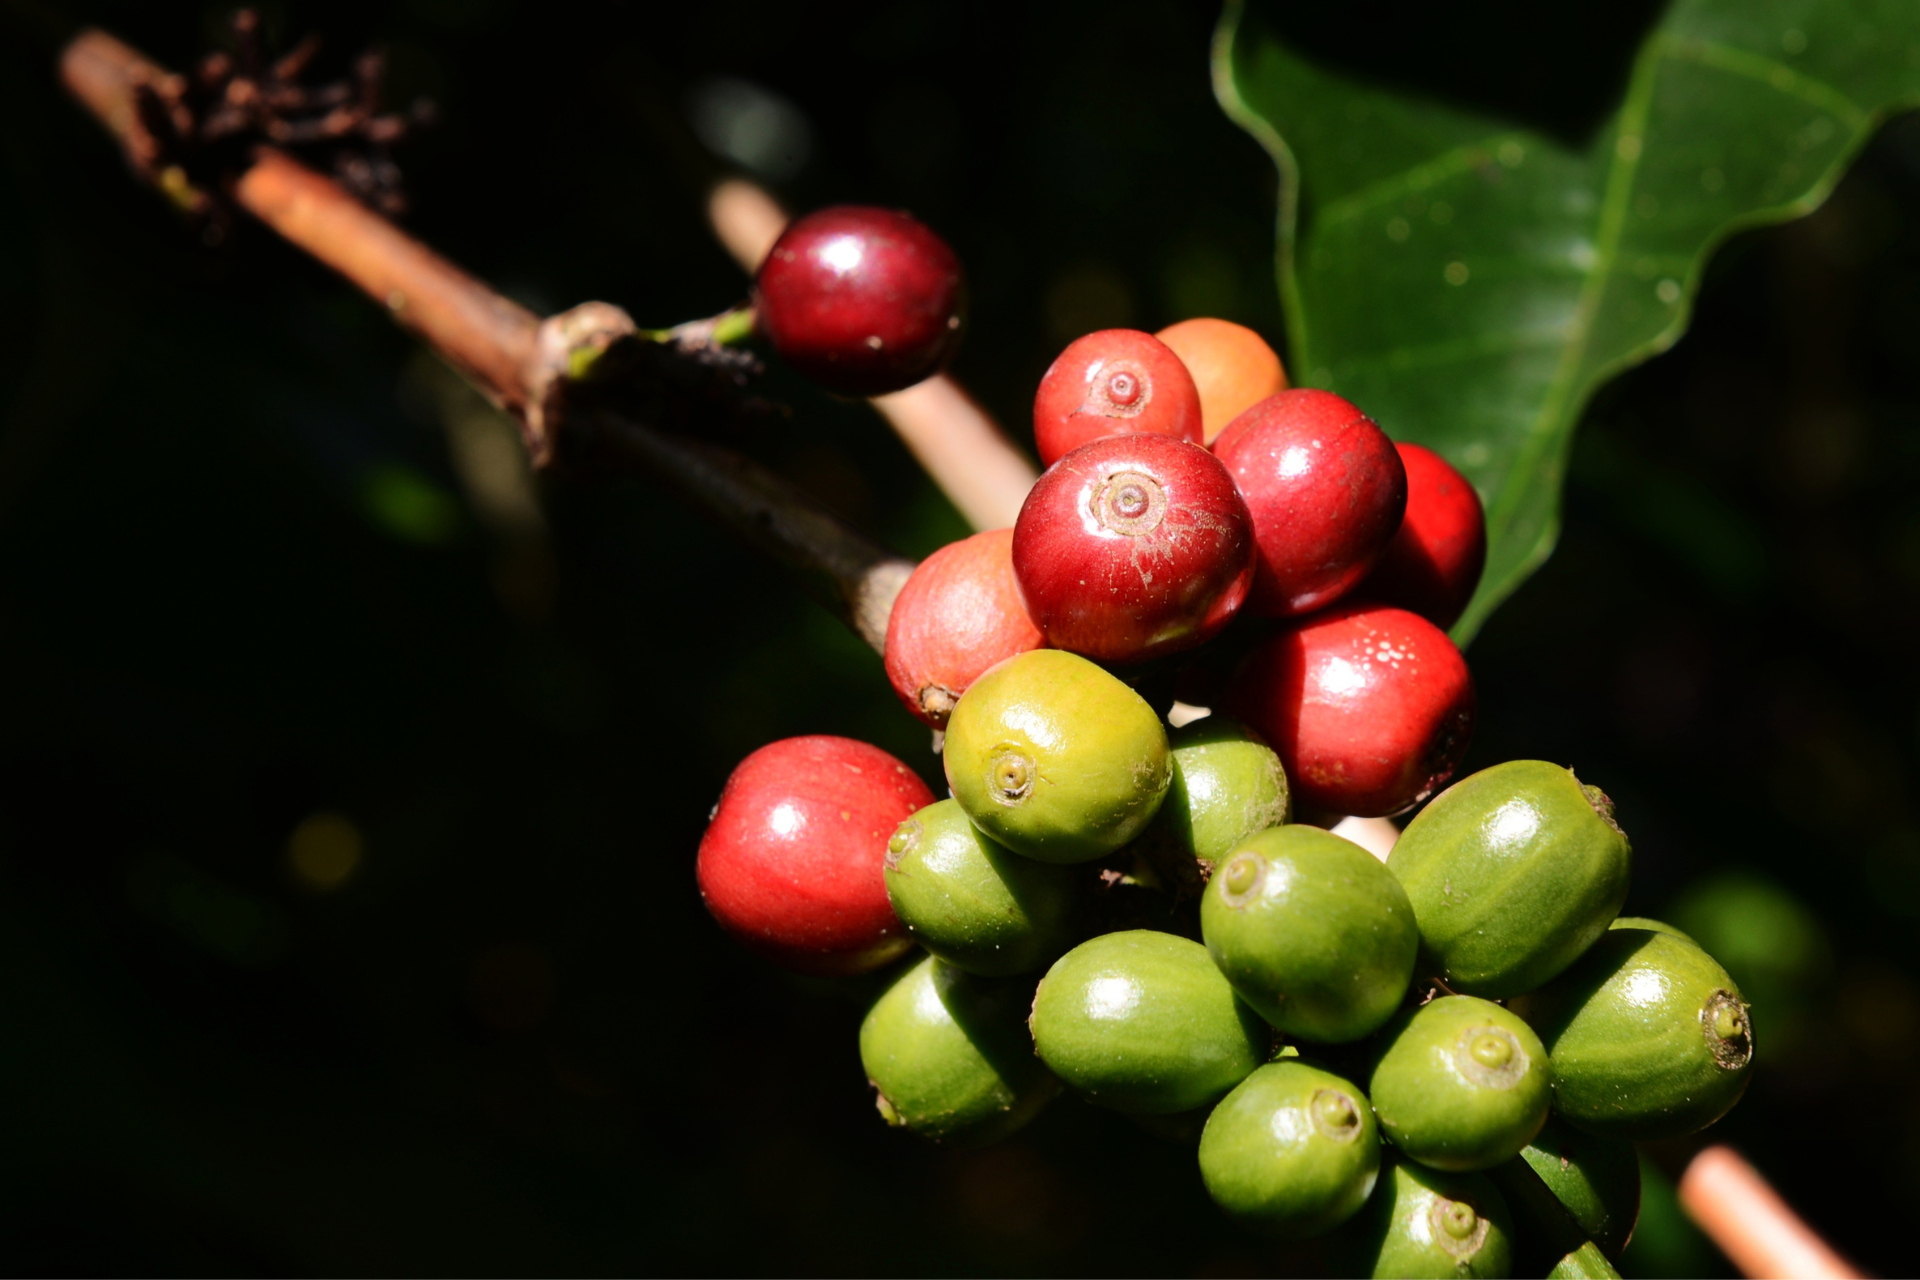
1680, 1145, 1865, 1279
59, 27, 911, 652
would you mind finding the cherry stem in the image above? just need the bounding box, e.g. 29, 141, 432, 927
1679, 1145, 1863, 1280
58, 28, 911, 653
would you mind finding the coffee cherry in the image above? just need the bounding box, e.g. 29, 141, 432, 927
884, 529, 1045, 728
1013, 435, 1254, 664
753, 206, 964, 396
1521, 926, 1754, 1141
1388, 761, 1631, 998
1029, 929, 1269, 1113
696, 735, 934, 975
1359, 443, 1487, 629
1154, 318, 1288, 444
944, 650, 1170, 863
1201, 826, 1418, 1043
883, 798, 1083, 976
1517, 1115, 1641, 1259
1153, 716, 1290, 864
1226, 603, 1474, 818
859, 955, 1060, 1147
1198, 1061, 1380, 1239
1368, 996, 1552, 1172
1211, 390, 1407, 617
1333, 1156, 1515, 1279
1032, 329, 1203, 467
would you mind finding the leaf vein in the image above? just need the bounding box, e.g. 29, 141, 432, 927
1313, 131, 1532, 230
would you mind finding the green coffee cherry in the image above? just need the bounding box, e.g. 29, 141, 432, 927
1199, 1060, 1379, 1239
1388, 760, 1631, 998
1369, 996, 1552, 1172
943, 650, 1170, 864
1524, 927, 1753, 1141
1610, 916, 1696, 945
1201, 826, 1418, 1042
1333, 1156, 1516, 1279
1030, 929, 1268, 1113
883, 799, 1082, 976
1518, 1115, 1640, 1258
858, 954, 1060, 1147
1156, 716, 1290, 862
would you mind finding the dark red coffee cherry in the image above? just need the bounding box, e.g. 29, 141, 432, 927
1032, 329, 1204, 467
753, 206, 965, 396
1225, 603, 1474, 818
1013, 434, 1254, 664
884, 528, 1047, 728
1211, 390, 1407, 618
1357, 443, 1487, 630
697, 735, 935, 974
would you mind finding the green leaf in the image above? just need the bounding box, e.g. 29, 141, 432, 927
1215, 0, 1920, 642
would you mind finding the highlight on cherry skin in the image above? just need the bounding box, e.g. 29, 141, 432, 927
1032, 328, 1204, 467
1211, 389, 1408, 618
696, 735, 934, 974
752, 205, 965, 396
1012, 433, 1254, 665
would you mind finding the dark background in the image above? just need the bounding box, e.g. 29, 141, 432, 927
0, 0, 1911, 1274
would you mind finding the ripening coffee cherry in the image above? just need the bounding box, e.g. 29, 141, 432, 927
1368, 996, 1552, 1172
1359, 443, 1487, 629
1013, 435, 1254, 664
884, 529, 1045, 728
1332, 1156, 1515, 1280
753, 206, 964, 396
1518, 1116, 1642, 1259
1226, 603, 1475, 818
1388, 761, 1632, 998
859, 955, 1060, 1147
1031, 329, 1203, 466
883, 798, 1082, 976
696, 735, 934, 974
1199, 1061, 1380, 1239
1029, 929, 1269, 1113
1211, 390, 1408, 617
944, 650, 1170, 863
1154, 318, 1289, 444
1201, 825, 1418, 1043
1521, 926, 1754, 1141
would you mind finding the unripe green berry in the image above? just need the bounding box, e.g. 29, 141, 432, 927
1388, 760, 1631, 997
858, 955, 1059, 1147
943, 650, 1170, 864
1518, 1114, 1641, 1258
1369, 996, 1551, 1172
1030, 929, 1268, 1113
1199, 1060, 1380, 1239
883, 799, 1082, 975
1155, 716, 1290, 862
1331, 1156, 1515, 1279
1523, 926, 1753, 1141
1201, 825, 1418, 1042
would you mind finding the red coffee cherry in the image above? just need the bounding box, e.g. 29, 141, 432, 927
1225, 603, 1474, 818
884, 528, 1046, 728
1013, 434, 1254, 664
753, 206, 965, 396
1211, 389, 1408, 618
1032, 329, 1204, 467
697, 736, 935, 975
1357, 443, 1488, 630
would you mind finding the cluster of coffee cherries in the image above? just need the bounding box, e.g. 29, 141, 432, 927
697, 208, 1757, 1276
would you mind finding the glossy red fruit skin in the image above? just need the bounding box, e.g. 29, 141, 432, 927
1013, 434, 1254, 664
885, 528, 1047, 728
697, 736, 935, 975
1211, 389, 1408, 618
1356, 443, 1487, 630
753, 206, 965, 396
1032, 329, 1204, 467
1226, 603, 1474, 818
